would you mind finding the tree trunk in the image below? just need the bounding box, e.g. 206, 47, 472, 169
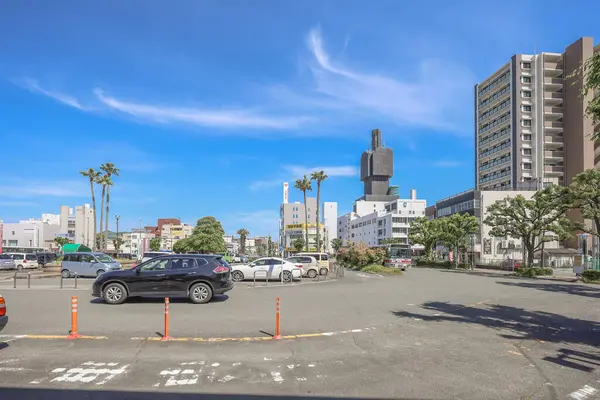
526, 243, 535, 268
99, 185, 106, 251
315, 181, 321, 253
105, 186, 110, 251
89, 179, 97, 251
303, 190, 309, 251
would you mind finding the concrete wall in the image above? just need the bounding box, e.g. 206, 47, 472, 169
323, 202, 338, 253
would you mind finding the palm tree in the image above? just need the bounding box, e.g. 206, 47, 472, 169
100, 163, 120, 251
236, 228, 250, 255
79, 168, 101, 250
387, 185, 399, 196
294, 175, 312, 252
96, 174, 111, 251
310, 170, 328, 253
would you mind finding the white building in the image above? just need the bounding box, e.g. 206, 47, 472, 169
337, 190, 427, 248
323, 202, 338, 253
160, 223, 193, 250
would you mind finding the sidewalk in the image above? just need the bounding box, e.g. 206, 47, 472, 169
0, 271, 61, 281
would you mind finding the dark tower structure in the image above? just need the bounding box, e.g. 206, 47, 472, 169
358, 129, 398, 202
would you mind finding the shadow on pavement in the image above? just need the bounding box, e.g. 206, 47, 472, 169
496, 281, 600, 299
543, 348, 600, 373
89, 295, 230, 305
0, 388, 425, 400
0, 342, 9, 350
392, 301, 600, 349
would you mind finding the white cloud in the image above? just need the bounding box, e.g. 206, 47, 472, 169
223, 210, 280, 237
432, 160, 462, 167
94, 89, 314, 130
0, 180, 88, 198
249, 164, 358, 191
15, 78, 89, 110
304, 27, 474, 133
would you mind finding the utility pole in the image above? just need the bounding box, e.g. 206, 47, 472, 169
115, 214, 120, 257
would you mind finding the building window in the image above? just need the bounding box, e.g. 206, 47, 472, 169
522, 134, 532, 141
522, 62, 532, 69
521, 90, 532, 98
521, 76, 532, 83
521, 105, 532, 112
521, 119, 532, 127
523, 148, 532, 155
523, 162, 532, 170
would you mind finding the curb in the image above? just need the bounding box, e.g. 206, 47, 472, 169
0, 274, 61, 282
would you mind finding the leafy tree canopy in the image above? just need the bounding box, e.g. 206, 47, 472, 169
331, 238, 343, 253
577, 52, 600, 139
149, 237, 161, 251
292, 238, 305, 253
568, 168, 600, 238
408, 217, 442, 260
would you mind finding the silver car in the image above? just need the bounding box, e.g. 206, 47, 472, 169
0, 255, 16, 270
61, 252, 121, 278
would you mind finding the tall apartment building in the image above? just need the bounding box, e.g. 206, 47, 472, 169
475, 37, 598, 191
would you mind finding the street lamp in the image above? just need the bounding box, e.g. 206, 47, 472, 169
115, 214, 120, 257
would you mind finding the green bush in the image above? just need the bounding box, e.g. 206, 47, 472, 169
515, 267, 553, 277
361, 265, 403, 275
337, 243, 387, 269
415, 260, 451, 268
582, 270, 600, 282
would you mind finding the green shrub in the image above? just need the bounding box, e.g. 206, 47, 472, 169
337, 243, 387, 269
415, 260, 451, 268
582, 270, 600, 282
515, 267, 553, 277
361, 265, 403, 275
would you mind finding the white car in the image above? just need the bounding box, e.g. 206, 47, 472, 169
230, 257, 302, 282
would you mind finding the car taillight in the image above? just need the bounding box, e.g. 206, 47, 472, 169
384, 260, 391, 263
213, 266, 229, 273
296, 264, 302, 268
0, 296, 6, 317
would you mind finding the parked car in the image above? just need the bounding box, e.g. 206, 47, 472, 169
6, 253, 38, 270
92, 254, 233, 305
501, 259, 521, 270
0, 254, 16, 270
0, 295, 7, 333
230, 257, 301, 282
296, 252, 329, 275
35, 252, 57, 266
141, 251, 172, 263
61, 252, 121, 278
285, 255, 320, 278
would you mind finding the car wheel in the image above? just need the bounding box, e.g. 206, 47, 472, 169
61, 269, 70, 278
280, 270, 292, 283
319, 268, 328, 276
103, 283, 127, 305
231, 270, 244, 282
96, 269, 105, 277
189, 283, 213, 304
307, 269, 317, 279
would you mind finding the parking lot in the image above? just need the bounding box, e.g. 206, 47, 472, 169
2, 268, 600, 399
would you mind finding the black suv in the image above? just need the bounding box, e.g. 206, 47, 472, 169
92, 254, 233, 305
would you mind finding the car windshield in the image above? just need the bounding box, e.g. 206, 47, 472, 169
96, 254, 114, 262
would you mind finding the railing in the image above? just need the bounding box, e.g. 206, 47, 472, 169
253, 270, 268, 287
60, 273, 78, 289
13, 271, 31, 289
288, 268, 303, 285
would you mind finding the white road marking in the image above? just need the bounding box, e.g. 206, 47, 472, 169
308, 364, 315, 368
40, 362, 129, 385
0, 359, 19, 364
0, 367, 30, 371
182, 369, 195, 374
51, 368, 67, 373
211, 362, 220, 367
270, 371, 283, 383
570, 385, 598, 400
218, 375, 234, 383
264, 357, 272, 361
287, 364, 295, 369
296, 377, 307, 381
160, 369, 181, 375
232, 362, 241, 367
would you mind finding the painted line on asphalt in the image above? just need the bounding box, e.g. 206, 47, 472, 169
1, 327, 376, 343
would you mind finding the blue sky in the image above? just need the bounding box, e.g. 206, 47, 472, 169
1, 0, 600, 236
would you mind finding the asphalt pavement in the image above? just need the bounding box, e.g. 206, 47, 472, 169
1, 268, 600, 399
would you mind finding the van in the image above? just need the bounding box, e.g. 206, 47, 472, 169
61, 252, 121, 278
296, 253, 329, 274
285, 255, 320, 278
6, 253, 39, 270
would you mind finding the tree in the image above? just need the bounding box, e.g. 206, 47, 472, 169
54, 237, 70, 250
173, 237, 192, 254
96, 174, 110, 252
386, 186, 399, 196
331, 238, 343, 254
568, 168, 600, 246
267, 236, 273, 256
294, 175, 312, 251
292, 238, 305, 253
380, 238, 403, 244
484, 185, 574, 267
310, 170, 328, 252
256, 243, 267, 256
574, 51, 600, 140
149, 237, 161, 251
79, 168, 101, 250
186, 216, 227, 254
408, 217, 441, 261
236, 228, 250, 255
100, 163, 120, 251
438, 213, 479, 268
112, 238, 124, 254
269, 238, 279, 256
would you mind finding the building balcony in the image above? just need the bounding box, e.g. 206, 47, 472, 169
544, 136, 564, 147
544, 77, 563, 87
544, 61, 563, 72
545, 166, 564, 174
544, 121, 563, 131
544, 92, 563, 105
544, 150, 564, 159
544, 107, 563, 119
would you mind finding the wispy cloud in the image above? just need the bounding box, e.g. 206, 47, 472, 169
432, 160, 463, 168
93, 89, 313, 130
14, 78, 90, 110
223, 210, 279, 237
249, 164, 358, 191
0, 179, 88, 198
303, 27, 474, 133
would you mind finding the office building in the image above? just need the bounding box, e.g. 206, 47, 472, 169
475, 37, 598, 191
323, 202, 338, 253
357, 129, 398, 203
